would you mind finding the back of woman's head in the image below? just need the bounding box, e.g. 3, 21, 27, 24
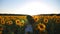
27, 15, 35, 25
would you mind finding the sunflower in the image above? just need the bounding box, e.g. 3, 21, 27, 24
6, 21, 13, 25
56, 19, 60, 23
15, 19, 25, 26
1, 19, 5, 25
33, 16, 39, 22
37, 23, 46, 31
44, 18, 48, 23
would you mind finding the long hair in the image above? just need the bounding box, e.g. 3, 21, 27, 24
27, 15, 35, 25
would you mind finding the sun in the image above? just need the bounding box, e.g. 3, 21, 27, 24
14, 1, 55, 15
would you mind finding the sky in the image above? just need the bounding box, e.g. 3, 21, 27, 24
0, 0, 60, 15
